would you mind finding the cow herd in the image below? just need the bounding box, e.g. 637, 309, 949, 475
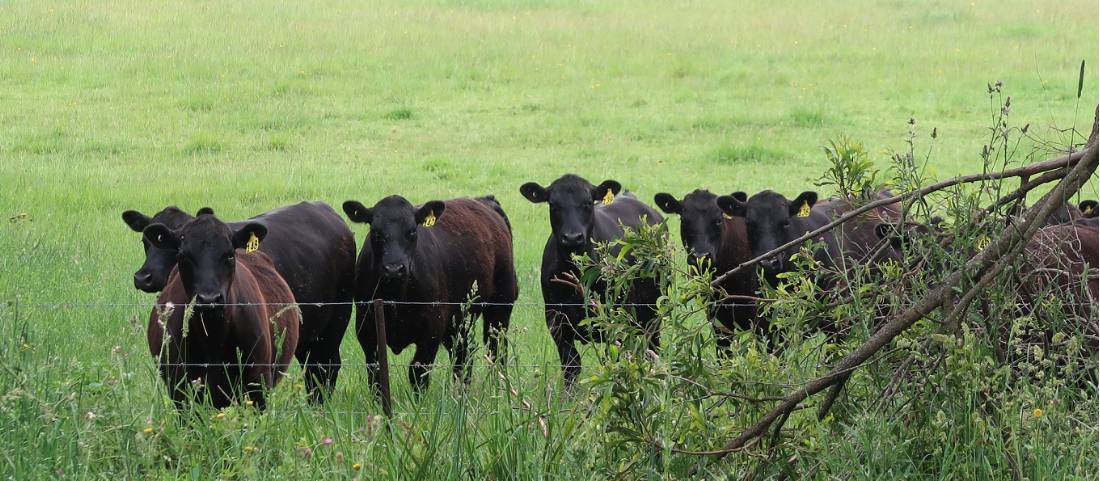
121, 174, 1099, 409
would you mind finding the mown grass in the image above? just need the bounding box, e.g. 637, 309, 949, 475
0, 0, 1097, 479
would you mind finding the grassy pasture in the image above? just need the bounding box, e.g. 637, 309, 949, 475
0, 0, 1097, 479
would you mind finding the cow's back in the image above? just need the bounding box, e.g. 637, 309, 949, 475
422, 198, 516, 302
241, 201, 356, 305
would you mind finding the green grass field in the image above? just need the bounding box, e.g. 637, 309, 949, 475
1, 0, 1097, 479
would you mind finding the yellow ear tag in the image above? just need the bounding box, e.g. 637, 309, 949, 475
602, 189, 615, 205
422, 211, 436, 227
1085, 206, 1095, 215
797, 201, 811, 218
976, 235, 991, 251
722, 213, 733, 220
245, 232, 260, 253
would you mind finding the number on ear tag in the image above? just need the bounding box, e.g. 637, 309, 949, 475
602, 189, 615, 205
1085, 205, 1095, 215
245, 233, 260, 253
797, 201, 811, 218
422, 211, 437, 227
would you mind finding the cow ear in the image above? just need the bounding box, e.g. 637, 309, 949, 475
789, 191, 818, 217
716, 195, 746, 218
196, 207, 214, 216
143, 223, 181, 250
1079, 200, 1098, 218
416, 201, 445, 227
592, 180, 622, 203
730, 192, 748, 203
122, 210, 152, 233
875, 223, 905, 250
519, 182, 548, 203
653, 193, 683, 215
232, 222, 268, 250
342, 201, 373, 224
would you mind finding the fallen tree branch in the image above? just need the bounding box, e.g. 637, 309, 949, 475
711, 143, 1092, 288
704, 109, 1099, 463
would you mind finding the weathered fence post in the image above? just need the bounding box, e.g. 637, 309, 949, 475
373, 299, 392, 418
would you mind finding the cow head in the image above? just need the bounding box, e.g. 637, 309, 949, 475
122, 206, 202, 292
343, 196, 444, 283
143, 213, 266, 311
717, 190, 818, 277
520, 174, 621, 254
654, 190, 745, 270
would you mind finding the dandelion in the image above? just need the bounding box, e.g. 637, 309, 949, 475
243, 446, 257, 454
353, 463, 362, 471
214, 412, 226, 420
143, 426, 154, 434
1033, 408, 1043, 418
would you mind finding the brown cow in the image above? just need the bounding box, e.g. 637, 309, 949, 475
145, 215, 300, 410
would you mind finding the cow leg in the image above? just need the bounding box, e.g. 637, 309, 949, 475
301, 303, 351, 404
482, 302, 514, 363
409, 341, 440, 393
546, 307, 582, 387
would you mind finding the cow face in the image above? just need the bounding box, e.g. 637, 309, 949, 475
143, 214, 266, 311
655, 190, 746, 270
122, 207, 200, 292
520, 174, 621, 254
343, 196, 444, 283
718, 190, 818, 277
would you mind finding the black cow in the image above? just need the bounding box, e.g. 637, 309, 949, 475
123, 202, 355, 403
717, 190, 902, 288
1078, 200, 1098, 219
520, 174, 663, 386
123, 206, 200, 292
343, 195, 518, 392
654, 190, 760, 350
144, 215, 300, 410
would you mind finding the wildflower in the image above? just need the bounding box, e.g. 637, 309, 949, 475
353, 463, 362, 471
214, 412, 226, 420
320, 436, 334, 446
1033, 408, 1043, 418
243, 446, 257, 454
111, 345, 122, 354
85, 411, 96, 421
143, 426, 154, 434
300, 447, 313, 459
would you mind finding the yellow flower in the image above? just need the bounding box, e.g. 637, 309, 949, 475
243, 446, 257, 454
353, 463, 362, 471
214, 412, 226, 420
1033, 408, 1043, 418
142, 426, 154, 434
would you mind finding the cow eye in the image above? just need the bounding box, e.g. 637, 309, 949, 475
781, 220, 791, 229
224, 254, 235, 264
406, 229, 417, 239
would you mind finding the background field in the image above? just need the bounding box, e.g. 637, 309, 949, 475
0, 0, 1097, 479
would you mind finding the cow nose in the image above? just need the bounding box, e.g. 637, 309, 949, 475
382, 263, 407, 278
195, 293, 224, 306
560, 232, 585, 247
689, 252, 713, 267
134, 271, 153, 290
760, 258, 782, 271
